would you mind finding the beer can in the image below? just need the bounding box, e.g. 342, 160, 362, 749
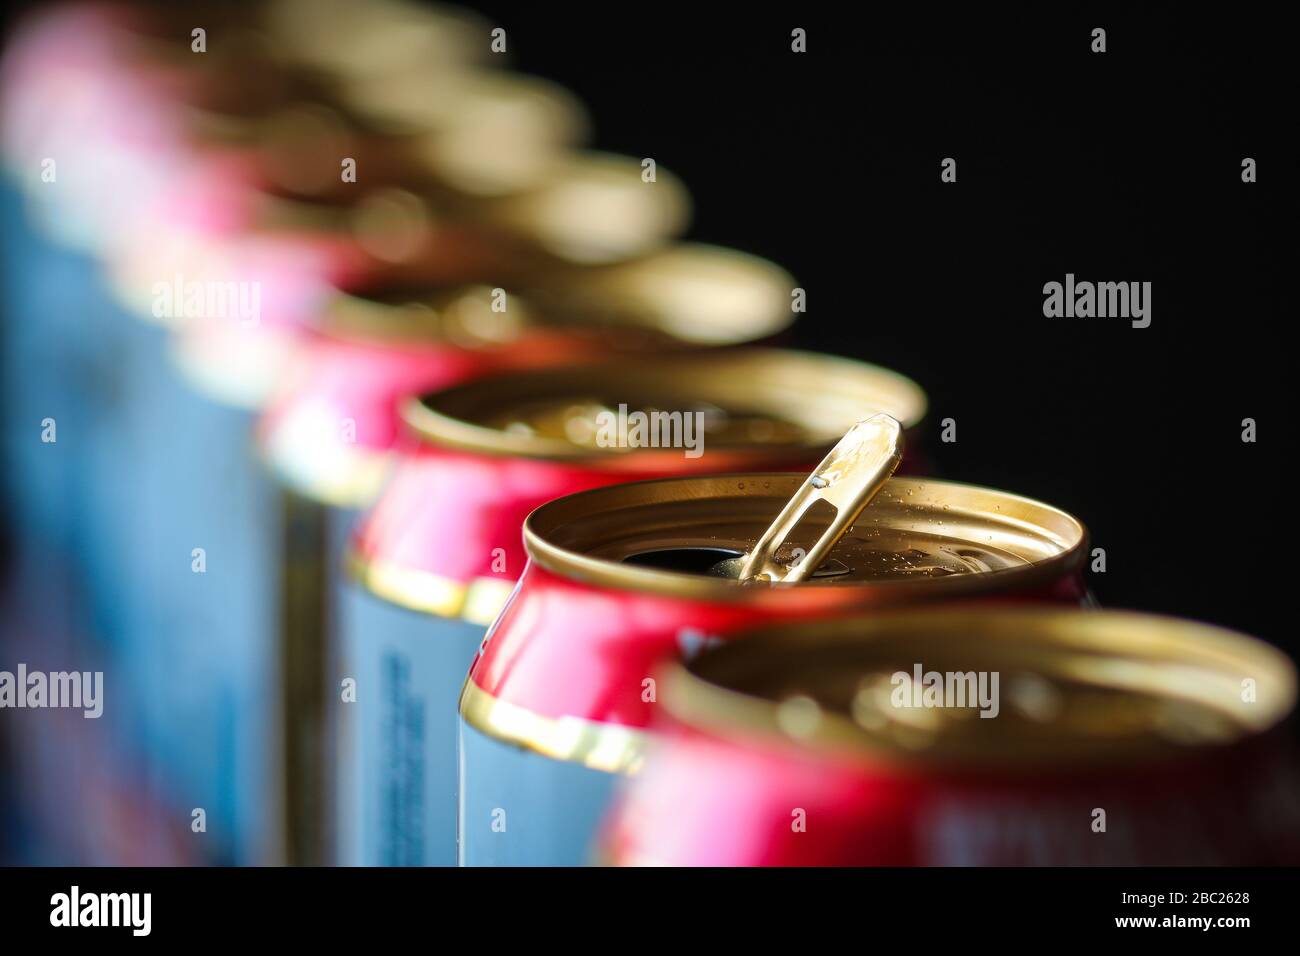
0, 3, 280, 863
0, 1, 192, 565
602, 607, 1300, 865
341, 349, 927, 866
257, 283, 622, 864
458, 474, 1087, 865
270, 247, 800, 867
85, 187, 426, 864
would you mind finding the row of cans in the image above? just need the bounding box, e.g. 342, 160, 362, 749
3, 0, 1296, 867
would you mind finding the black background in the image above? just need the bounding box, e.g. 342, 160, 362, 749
453, 2, 1294, 648
0, 3, 1291, 642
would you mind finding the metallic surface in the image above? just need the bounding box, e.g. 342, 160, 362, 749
405, 348, 926, 462
736, 415, 903, 583
604, 608, 1300, 865
456, 475, 1086, 865
352, 351, 925, 866
462, 473, 1081, 764
352, 350, 928, 618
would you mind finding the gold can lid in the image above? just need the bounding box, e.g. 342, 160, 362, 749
248, 187, 443, 266
403, 349, 927, 463
472, 152, 691, 263
523, 474, 1082, 598
664, 608, 1296, 769
321, 242, 795, 348
322, 284, 536, 347
263, 0, 489, 80
527, 243, 796, 345
343, 71, 590, 197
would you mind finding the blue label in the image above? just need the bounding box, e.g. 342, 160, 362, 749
457, 719, 620, 867
337, 586, 486, 866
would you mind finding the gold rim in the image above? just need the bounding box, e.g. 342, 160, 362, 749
523, 475, 1087, 602
523, 243, 799, 346
347, 551, 515, 625
475, 151, 691, 264
459, 679, 648, 774
663, 607, 1297, 770
401, 348, 928, 461
320, 284, 531, 344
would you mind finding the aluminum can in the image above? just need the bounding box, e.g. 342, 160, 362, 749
259, 284, 622, 864
343, 348, 927, 865
459, 474, 1087, 865
603, 607, 1300, 865
323, 251, 806, 868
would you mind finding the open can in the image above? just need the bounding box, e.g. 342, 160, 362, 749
602, 607, 1300, 865
342, 348, 928, 865
459, 473, 1088, 865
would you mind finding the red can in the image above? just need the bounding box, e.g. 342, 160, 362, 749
259, 260, 810, 865
343, 349, 927, 865
602, 608, 1300, 865
458, 472, 1087, 865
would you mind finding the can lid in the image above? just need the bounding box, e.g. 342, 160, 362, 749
344, 71, 590, 196
244, 173, 682, 281
663, 608, 1296, 769
321, 243, 795, 347
321, 285, 538, 346
527, 243, 797, 345
523, 474, 1084, 600
402, 349, 928, 464
263, 0, 488, 80
471, 152, 691, 264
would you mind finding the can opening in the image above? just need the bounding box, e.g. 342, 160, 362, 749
622, 546, 853, 579
525, 475, 1087, 598
622, 547, 744, 574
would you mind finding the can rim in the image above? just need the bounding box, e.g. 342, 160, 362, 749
661, 607, 1297, 770
459, 676, 648, 774
400, 348, 929, 462
324, 243, 800, 347
472, 151, 691, 264
525, 243, 799, 346
522, 474, 1087, 602
345, 551, 513, 624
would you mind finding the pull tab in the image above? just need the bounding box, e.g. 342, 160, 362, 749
735, 414, 903, 583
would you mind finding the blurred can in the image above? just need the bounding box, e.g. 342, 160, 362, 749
257, 281, 628, 865
86, 180, 482, 863
0, 1, 195, 569
458, 474, 1088, 865
603, 608, 1300, 865
342, 348, 926, 865
95, 129, 631, 861
0, 1, 288, 863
